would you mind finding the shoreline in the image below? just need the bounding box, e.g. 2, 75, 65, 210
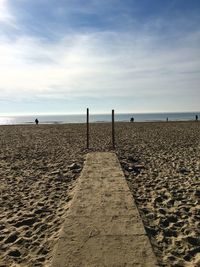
0, 119, 199, 126
1, 111, 200, 126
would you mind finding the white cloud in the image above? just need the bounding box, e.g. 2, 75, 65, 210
0, 13, 200, 105
0, 0, 15, 25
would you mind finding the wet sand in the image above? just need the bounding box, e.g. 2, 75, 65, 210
0, 122, 200, 266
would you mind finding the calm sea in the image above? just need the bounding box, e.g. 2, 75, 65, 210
0, 112, 199, 125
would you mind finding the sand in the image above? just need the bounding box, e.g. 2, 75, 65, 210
0, 122, 200, 267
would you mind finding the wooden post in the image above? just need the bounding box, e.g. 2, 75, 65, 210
112, 109, 115, 149
87, 108, 89, 149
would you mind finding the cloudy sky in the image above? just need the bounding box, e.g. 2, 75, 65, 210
0, 0, 200, 115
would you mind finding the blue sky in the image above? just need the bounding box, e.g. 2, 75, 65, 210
0, 0, 200, 115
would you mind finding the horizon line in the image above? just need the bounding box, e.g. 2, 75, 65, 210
0, 110, 200, 116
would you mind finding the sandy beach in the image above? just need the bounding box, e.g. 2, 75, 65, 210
0, 122, 200, 267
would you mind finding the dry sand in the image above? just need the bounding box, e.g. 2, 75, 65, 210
0, 122, 200, 267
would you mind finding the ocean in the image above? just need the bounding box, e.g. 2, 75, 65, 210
0, 112, 199, 125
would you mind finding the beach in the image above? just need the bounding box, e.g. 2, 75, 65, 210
0, 122, 200, 267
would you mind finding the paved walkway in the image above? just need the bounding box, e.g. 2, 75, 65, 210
51, 152, 158, 267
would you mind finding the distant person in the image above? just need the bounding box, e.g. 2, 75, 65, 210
195, 115, 198, 121
130, 117, 134, 122
166, 117, 168, 122
35, 118, 39, 125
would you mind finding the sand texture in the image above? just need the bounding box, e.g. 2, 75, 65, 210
0, 125, 85, 267
0, 122, 200, 267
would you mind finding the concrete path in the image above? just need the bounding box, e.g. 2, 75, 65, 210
51, 152, 158, 267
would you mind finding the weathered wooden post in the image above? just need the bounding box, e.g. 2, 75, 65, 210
87, 108, 89, 149
112, 109, 115, 149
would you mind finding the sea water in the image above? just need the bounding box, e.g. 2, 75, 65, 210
0, 112, 199, 125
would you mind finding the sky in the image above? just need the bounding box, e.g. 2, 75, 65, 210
0, 0, 200, 115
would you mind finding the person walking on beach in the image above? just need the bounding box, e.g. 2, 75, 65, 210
35, 118, 39, 125
195, 115, 198, 121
